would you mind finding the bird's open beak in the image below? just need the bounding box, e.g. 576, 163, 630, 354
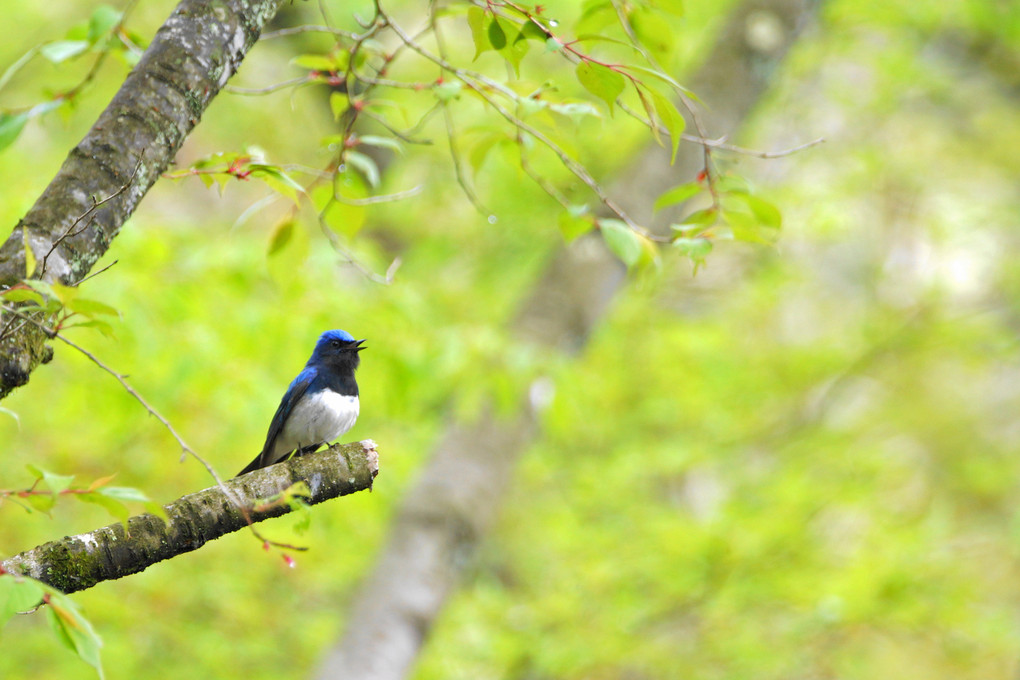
354, 339, 367, 351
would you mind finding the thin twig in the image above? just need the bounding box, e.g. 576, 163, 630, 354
0, 304, 216, 481
332, 185, 424, 205
261, 24, 356, 40
75, 259, 119, 286
681, 134, 826, 158
381, 9, 656, 236
224, 77, 309, 96
39, 161, 140, 279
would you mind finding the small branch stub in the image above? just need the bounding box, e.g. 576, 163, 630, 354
1, 440, 378, 595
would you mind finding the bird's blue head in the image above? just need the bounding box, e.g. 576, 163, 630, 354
309, 329, 366, 370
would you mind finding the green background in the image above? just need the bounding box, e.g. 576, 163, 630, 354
1, 0, 1019, 678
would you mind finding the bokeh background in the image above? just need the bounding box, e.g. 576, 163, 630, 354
1, 0, 1019, 678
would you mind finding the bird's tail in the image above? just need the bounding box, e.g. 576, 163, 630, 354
236, 453, 266, 478
236, 444, 321, 477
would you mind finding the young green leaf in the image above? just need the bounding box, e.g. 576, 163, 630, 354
600, 219, 643, 267
654, 182, 701, 212
576, 62, 625, 113
434, 80, 464, 102
559, 208, 594, 242
357, 135, 404, 155
0, 112, 29, 153
25, 464, 75, 496
46, 589, 105, 679
77, 492, 130, 528
291, 54, 338, 72
486, 17, 508, 50
87, 4, 122, 43
329, 92, 349, 121
649, 91, 685, 163
467, 7, 492, 59
40, 40, 90, 63
22, 229, 37, 277
673, 236, 713, 273
0, 575, 43, 626
2, 287, 44, 305
345, 151, 380, 188
68, 298, 120, 318
267, 218, 295, 257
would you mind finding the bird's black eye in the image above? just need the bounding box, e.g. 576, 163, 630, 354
331, 340, 341, 349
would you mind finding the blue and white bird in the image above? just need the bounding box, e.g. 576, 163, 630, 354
237, 329, 365, 476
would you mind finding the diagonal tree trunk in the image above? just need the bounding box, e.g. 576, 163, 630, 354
0, 0, 286, 399
312, 1, 821, 679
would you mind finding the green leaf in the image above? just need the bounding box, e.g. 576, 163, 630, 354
715, 174, 751, 194
673, 207, 718, 235
738, 194, 782, 229
291, 54, 338, 71
267, 218, 295, 257
576, 62, 625, 113
630, 8, 675, 61
97, 486, 151, 502
600, 219, 643, 267
487, 18, 507, 50
88, 5, 122, 43
467, 132, 507, 174
649, 91, 685, 164
143, 501, 168, 524
673, 237, 712, 272
559, 208, 594, 242
520, 21, 548, 41
495, 20, 530, 77
317, 178, 367, 238
329, 92, 348, 121
22, 229, 37, 277
68, 298, 119, 318
357, 135, 404, 155
345, 151, 380, 188
0, 112, 29, 153
78, 492, 130, 527
576, 1, 617, 35
0, 575, 43, 625
625, 65, 693, 97
249, 165, 305, 205
654, 182, 701, 212
2, 288, 44, 304
433, 80, 463, 102
70, 318, 115, 338
26, 493, 56, 514
467, 7, 492, 59
50, 282, 79, 307
40, 40, 89, 64
292, 502, 312, 535
26, 464, 74, 495
46, 589, 104, 679
548, 101, 602, 122
723, 208, 779, 244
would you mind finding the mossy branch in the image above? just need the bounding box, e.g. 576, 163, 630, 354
1, 440, 378, 595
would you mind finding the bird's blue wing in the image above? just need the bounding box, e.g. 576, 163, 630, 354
251, 369, 316, 471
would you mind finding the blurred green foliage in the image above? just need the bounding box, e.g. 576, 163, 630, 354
1, 0, 1019, 678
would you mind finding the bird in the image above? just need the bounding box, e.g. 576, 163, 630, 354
237, 329, 365, 476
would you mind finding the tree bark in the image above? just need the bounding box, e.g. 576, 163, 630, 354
2, 440, 378, 595
0, 0, 286, 400
313, 1, 821, 679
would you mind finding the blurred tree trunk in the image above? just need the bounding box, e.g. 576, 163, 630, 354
312, 2, 821, 679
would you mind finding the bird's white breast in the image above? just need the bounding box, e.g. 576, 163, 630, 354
273, 389, 360, 459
